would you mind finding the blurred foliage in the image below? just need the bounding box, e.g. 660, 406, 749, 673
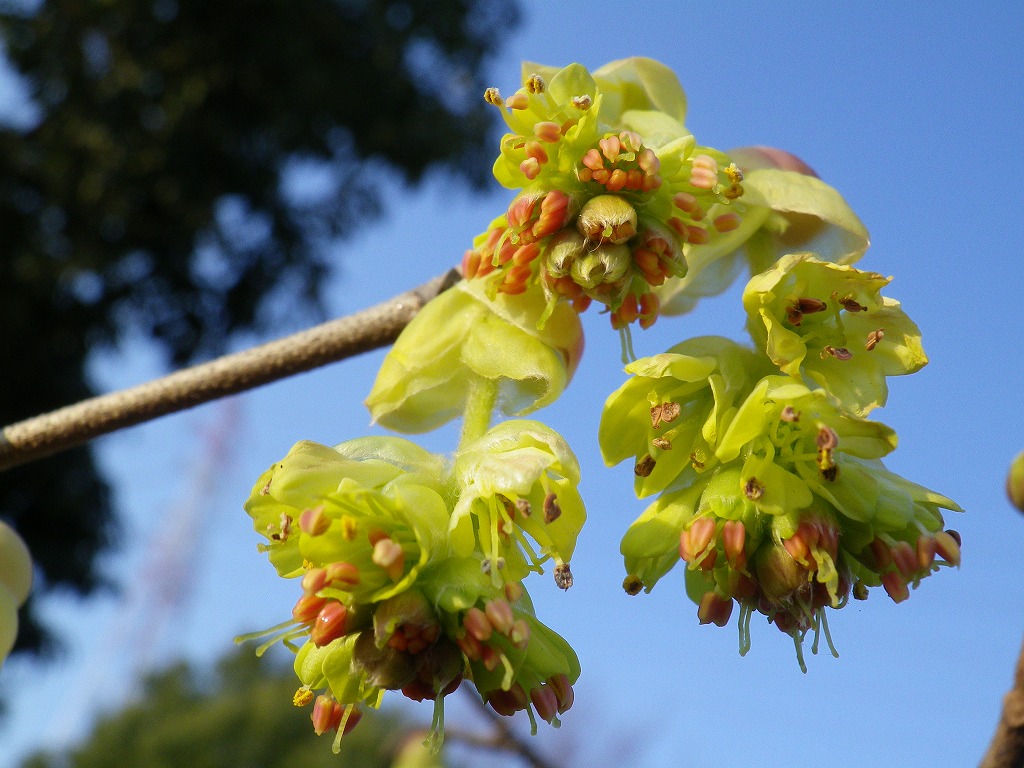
19, 647, 445, 768
0, 0, 518, 656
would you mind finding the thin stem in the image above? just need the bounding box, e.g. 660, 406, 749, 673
459, 375, 499, 448
0, 269, 461, 472
980, 635, 1024, 768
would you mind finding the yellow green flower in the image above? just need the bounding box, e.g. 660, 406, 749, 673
0, 520, 32, 667
450, 420, 586, 587
470, 58, 746, 330
659, 146, 869, 315
599, 336, 769, 498
742, 252, 927, 415
365, 279, 583, 433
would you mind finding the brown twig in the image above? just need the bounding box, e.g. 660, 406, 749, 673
980, 636, 1024, 768
449, 686, 561, 768
0, 269, 461, 472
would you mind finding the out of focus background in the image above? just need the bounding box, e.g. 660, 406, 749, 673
1, 2, 1021, 766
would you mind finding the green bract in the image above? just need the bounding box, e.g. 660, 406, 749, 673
244, 438, 449, 592
599, 336, 768, 498
742, 252, 927, 415
659, 146, 869, 316
365, 279, 584, 433
0, 521, 32, 666
451, 420, 586, 585
617, 372, 961, 670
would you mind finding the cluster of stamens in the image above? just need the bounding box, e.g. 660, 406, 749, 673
474, 73, 745, 332
578, 131, 662, 191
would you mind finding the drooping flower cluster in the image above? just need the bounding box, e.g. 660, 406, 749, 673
241, 429, 582, 749
603, 251, 962, 671
241, 55, 963, 757
466, 59, 746, 332
0, 520, 32, 667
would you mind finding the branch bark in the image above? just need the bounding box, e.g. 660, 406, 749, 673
980, 635, 1024, 768
0, 269, 461, 472
455, 686, 561, 768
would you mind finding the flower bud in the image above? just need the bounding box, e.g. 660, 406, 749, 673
1008, 451, 1024, 513
576, 194, 638, 244
352, 630, 417, 690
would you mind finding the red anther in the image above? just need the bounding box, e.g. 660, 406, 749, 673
325, 561, 360, 588
311, 695, 343, 735
505, 93, 529, 110
310, 601, 350, 646
507, 196, 536, 229
388, 632, 409, 652
685, 225, 710, 244
577, 168, 593, 183
697, 591, 734, 627
488, 683, 529, 716
462, 249, 479, 278
525, 141, 548, 164
592, 168, 610, 185
508, 618, 530, 649
520, 158, 541, 180
485, 599, 515, 635
499, 280, 528, 296
546, 674, 574, 714
633, 247, 659, 274
299, 505, 329, 536
667, 217, 687, 238
481, 644, 502, 672
606, 168, 627, 192
732, 573, 757, 600
476, 256, 496, 277
783, 535, 811, 567
673, 191, 699, 213
530, 685, 560, 723
551, 275, 581, 298
301, 567, 329, 595
504, 581, 524, 603
401, 679, 434, 703
599, 135, 621, 162
891, 540, 918, 579
582, 148, 605, 171
692, 154, 718, 171
572, 295, 592, 313
916, 535, 937, 570
689, 205, 706, 221
680, 517, 716, 562
463, 606, 493, 642
340, 706, 362, 735
367, 529, 389, 546
619, 130, 642, 151
371, 538, 405, 582
540, 188, 570, 215
637, 148, 659, 173
642, 174, 662, 191
638, 291, 660, 319
714, 213, 741, 232
625, 168, 644, 190
934, 530, 961, 566
870, 537, 893, 569
534, 121, 562, 143
881, 571, 910, 603
292, 594, 329, 623
505, 263, 533, 286
455, 632, 483, 660
496, 239, 517, 265
617, 293, 639, 325
722, 520, 747, 570
690, 166, 718, 189
697, 548, 718, 571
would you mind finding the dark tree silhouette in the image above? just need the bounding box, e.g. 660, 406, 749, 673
0, 0, 518, 655
18, 648, 443, 768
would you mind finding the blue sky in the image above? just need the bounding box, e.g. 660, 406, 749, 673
3, 2, 1023, 766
